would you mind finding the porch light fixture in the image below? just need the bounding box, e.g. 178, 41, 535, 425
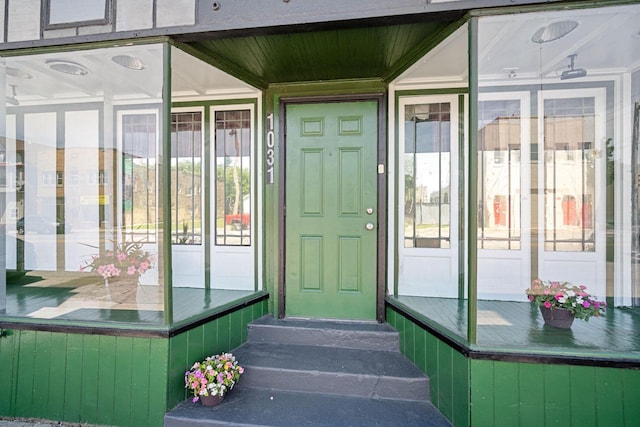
111, 54, 146, 71
531, 20, 579, 44
46, 60, 89, 76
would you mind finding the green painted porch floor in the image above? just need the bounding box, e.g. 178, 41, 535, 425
3, 273, 254, 325
392, 296, 640, 360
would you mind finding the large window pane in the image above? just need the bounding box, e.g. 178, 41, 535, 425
478, 100, 521, 250
543, 97, 596, 252
1, 43, 165, 324
215, 110, 251, 246
404, 103, 451, 249
122, 113, 157, 244
171, 111, 202, 245
474, 4, 639, 355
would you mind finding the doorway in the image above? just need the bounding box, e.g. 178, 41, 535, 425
283, 99, 381, 319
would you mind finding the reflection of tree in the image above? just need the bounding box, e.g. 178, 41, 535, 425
405, 174, 414, 215
216, 164, 250, 214
405, 154, 414, 216
230, 130, 241, 216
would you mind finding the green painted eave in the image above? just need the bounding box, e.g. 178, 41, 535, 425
186, 21, 453, 86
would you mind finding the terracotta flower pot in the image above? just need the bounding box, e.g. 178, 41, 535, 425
539, 306, 574, 329
200, 394, 225, 407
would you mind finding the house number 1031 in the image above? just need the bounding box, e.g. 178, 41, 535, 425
266, 113, 275, 184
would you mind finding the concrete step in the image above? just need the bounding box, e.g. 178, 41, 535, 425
248, 315, 400, 351
165, 315, 451, 427
232, 341, 429, 401
164, 387, 452, 427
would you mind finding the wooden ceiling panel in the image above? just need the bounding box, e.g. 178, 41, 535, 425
187, 22, 452, 85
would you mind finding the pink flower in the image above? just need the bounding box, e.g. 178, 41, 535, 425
579, 285, 587, 290
543, 301, 552, 308
528, 295, 534, 302
582, 301, 591, 308
238, 367, 244, 374
117, 252, 127, 262
127, 265, 137, 275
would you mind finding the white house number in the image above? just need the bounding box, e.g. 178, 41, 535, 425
266, 113, 275, 184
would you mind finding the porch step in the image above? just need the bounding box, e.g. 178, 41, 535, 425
247, 315, 401, 350
164, 387, 450, 427
164, 315, 452, 427
231, 341, 429, 401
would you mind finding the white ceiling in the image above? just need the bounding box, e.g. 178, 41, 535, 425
2, 43, 258, 107
396, 3, 640, 87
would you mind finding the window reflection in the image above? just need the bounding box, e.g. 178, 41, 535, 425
478, 100, 522, 250
215, 110, 251, 246
2, 44, 165, 323
171, 112, 202, 245
122, 113, 157, 244
404, 102, 451, 249
543, 97, 596, 252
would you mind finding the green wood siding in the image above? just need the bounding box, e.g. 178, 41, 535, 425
166, 300, 268, 410
0, 299, 268, 427
386, 307, 470, 427
389, 307, 640, 427
0, 330, 168, 427
471, 360, 640, 427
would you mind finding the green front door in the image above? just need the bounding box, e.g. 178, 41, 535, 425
285, 100, 378, 319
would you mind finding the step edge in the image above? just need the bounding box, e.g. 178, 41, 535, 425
240, 365, 430, 380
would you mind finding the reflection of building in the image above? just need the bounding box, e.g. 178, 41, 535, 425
0, 2, 639, 427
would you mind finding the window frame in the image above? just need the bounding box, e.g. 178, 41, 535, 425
43, 0, 111, 30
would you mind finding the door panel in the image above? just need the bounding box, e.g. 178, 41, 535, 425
285, 101, 378, 319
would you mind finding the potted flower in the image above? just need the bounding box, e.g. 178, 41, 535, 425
184, 352, 244, 406
81, 240, 154, 284
525, 279, 606, 328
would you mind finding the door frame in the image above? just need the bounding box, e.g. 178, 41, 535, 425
277, 94, 387, 321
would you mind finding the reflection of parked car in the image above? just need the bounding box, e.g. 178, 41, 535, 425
16, 216, 66, 235
225, 213, 250, 230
